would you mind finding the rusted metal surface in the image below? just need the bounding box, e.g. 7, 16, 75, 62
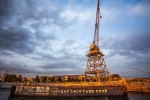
13, 85, 127, 97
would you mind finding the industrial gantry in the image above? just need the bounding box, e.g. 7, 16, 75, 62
84, 0, 110, 82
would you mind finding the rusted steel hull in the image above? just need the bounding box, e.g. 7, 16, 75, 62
10, 85, 127, 97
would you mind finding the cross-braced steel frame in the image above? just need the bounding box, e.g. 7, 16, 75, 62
84, 52, 110, 82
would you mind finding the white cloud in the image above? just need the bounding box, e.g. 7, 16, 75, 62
128, 2, 150, 17
61, 9, 93, 22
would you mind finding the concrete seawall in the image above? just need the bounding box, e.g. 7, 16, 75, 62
0, 83, 14, 89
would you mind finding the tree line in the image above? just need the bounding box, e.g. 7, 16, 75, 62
4, 74, 22, 82
4, 74, 122, 82
34, 75, 84, 83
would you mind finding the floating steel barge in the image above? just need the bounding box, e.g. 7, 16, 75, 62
10, 84, 127, 97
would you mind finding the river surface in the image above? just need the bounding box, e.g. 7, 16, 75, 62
0, 89, 150, 100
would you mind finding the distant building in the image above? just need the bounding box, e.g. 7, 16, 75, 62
39, 76, 50, 81
53, 75, 84, 82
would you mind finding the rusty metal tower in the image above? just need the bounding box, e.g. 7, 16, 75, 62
84, 0, 110, 82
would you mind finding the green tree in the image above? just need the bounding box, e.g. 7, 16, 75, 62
73, 77, 78, 82
8, 75, 12, 82
4, 74, 18, 82
35, 75, 40, 82
57, 77, 62, 82
4, 74, 9, 82
17, 75, 22, 82
111, 74, 121, 81
12, 74, 17, 82
42, 77, 47, 82
50, 76, 55, 82
24, 77, 28, 82
111, 74, 120, 78
67, 76, 72, 82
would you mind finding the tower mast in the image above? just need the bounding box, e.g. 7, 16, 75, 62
84, 0, 110, 82
94, 0, 100, 47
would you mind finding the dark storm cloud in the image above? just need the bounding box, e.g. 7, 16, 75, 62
39, 62, 77, 70
0, 0, 78, 76
31, 46, 85, 62
35, 30, 56, 40
36, 62, 84, 75
38, 53, 56, 60
0, 59, 32, 73
0, 59, 42, 75
101, 28, 150, 69
16, 0, 74, 28
0, 0, 74, 55
0, 0, 34, 54
0, 26, 35, 54
0, 0, 16, 21
102, 28, 150, 56
10, 54, 83, 75
0, 51, 13, 56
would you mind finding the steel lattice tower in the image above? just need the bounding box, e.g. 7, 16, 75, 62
84, 0, 110, 82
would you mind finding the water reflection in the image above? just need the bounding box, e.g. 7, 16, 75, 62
11, 96, 129, 100
0, 89, 11, 100
1, 89, 150, 100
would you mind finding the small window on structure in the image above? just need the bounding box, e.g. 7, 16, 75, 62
79, 90, 81, 93
64, 89, 66, 93
102, 89, 105, 93
99, 90, 101, 93
105, 89, 107, 93
61, 90, 63, 93
54, 89, 57, 93
92, 90, 94, 93
86, 90, 88, 93
82, 90, 84, 93
74, 90, 76, 93
89, 90, 91, 93
96, 90, 99, 93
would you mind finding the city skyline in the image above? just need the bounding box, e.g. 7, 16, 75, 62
0, 0, 150, 78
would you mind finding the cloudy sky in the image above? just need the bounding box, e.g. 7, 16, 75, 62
0, 0, 150, 78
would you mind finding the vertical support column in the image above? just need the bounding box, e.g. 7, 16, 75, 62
98, 70, 100, 83
84, 72, 86, 82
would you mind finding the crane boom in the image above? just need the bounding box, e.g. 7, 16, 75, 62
134, 68, 150, 75
93, 0, 101, 48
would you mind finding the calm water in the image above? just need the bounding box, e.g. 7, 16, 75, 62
0, 89, 150, 100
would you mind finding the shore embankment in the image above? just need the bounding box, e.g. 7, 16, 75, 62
126, 82, 150, 93
0, 83, 15, 89
108, 81, 150, 93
